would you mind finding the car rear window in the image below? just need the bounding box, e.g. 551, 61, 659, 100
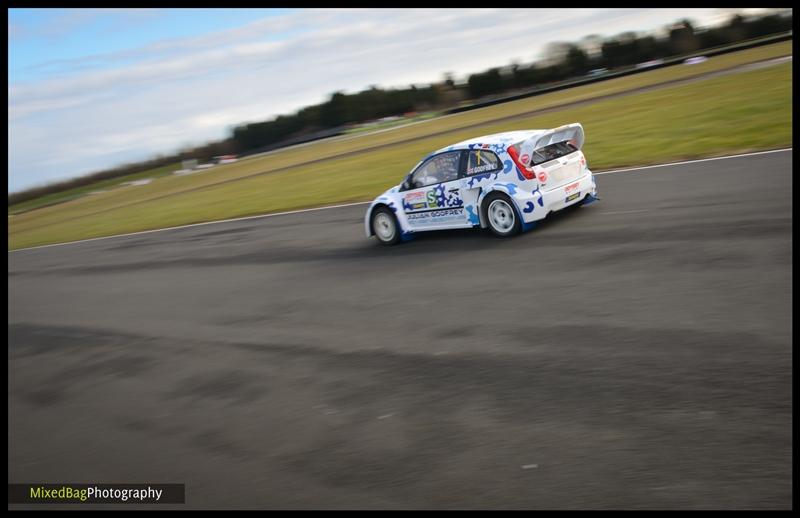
510, 140, 578, 166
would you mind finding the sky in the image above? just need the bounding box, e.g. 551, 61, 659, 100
7, 8, 773, 193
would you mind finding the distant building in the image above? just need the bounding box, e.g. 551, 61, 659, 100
684, 56, 708, 65
213, 155, 238, 164
636, 59, 664, 69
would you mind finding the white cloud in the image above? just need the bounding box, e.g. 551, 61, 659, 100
9, 8, 735, 192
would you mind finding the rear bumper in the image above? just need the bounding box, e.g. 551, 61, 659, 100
520, 170, 596, 223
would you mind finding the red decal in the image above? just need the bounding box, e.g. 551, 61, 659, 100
520, 153, 530, 164
537, 171, 547, 182
564, 181, 579, 193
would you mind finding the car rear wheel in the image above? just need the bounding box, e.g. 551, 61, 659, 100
484, 193, 521, 238
371, 206, 401, 245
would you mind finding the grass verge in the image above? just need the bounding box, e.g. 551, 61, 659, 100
9, 162, 181, 215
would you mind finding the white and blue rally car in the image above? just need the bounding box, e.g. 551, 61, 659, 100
365, 123, 598, 245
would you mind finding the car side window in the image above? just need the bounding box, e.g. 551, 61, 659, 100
408, 151, 462, 188
465, 149, 502, 176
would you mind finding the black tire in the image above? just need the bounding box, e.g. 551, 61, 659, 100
482, 193, 522, 238
371, 206, 401, 245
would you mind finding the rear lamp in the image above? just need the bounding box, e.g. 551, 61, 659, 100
507, 146, 536, 180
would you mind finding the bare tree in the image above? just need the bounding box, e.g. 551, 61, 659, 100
541, 41, 572, 66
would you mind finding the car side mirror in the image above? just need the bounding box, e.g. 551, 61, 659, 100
401, 178, 412, 191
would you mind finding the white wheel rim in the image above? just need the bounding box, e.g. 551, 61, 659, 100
488, 199, 515, 232
374, 212, 396, 241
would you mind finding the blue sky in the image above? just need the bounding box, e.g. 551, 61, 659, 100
8, 8, 769, 192
10, 9, 299, 82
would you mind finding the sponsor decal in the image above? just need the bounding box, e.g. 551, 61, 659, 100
565, 192, 581, 202
407, 208, 464, 225
564, 181, 580, 194
404, 191, 427, 211
407, 212, 429, 221
432, 208, 463, 218
537, 171, 548, 182
426, 190, 439, 208
421, 185, 462, 209
446, 188, 463, 207
467, 163, 497, 175
520, 153, 530, 164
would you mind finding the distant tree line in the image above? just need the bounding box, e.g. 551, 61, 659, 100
230, 85, 440, 152
8, 139, 239, 207
9, 10, 792, 205
465, 12, 793, 98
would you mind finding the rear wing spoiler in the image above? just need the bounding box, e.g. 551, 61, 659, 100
518, 123, 585, 161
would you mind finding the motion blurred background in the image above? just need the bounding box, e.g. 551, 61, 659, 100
9, 8, 792, 510
7, 8, 792, 245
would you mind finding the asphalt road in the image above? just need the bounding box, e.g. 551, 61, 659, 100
8, 150, 792, 509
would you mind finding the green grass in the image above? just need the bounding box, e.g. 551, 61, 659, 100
8, 43, 792, 250
8, 162, 181, 215
344, 111, 443, 135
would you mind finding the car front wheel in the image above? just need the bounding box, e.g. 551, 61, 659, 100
371, 206, 401, 245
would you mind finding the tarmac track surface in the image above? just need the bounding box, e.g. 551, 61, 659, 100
8, 151, 792, 509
